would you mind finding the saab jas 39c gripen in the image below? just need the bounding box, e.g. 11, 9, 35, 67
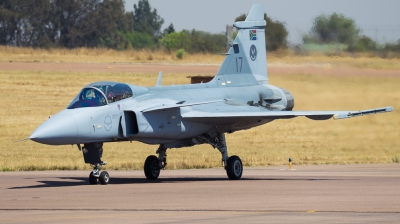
29, 4, 393, 185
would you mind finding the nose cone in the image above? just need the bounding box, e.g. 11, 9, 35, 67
30, 114, 78, 145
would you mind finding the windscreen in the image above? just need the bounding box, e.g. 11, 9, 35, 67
67, 82, 133, 109
67, 88, 107, 109
92, 83, 133, 103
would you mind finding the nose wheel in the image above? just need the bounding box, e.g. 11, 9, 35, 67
79, 143, 110, 185
89, 171, 98, 185
88, 162, 109, 185
99, 171, 110, 185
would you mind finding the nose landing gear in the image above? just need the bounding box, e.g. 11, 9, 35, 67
88, 162, 109, 185
79, 143, 110, 185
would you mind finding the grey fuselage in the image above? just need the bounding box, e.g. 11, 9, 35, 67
29, 78, 294, 149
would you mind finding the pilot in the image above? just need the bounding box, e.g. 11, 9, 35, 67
82, 89, 107, 106
85, 89, 96, 100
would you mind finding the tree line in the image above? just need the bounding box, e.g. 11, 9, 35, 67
0, 0, 227, 53
0, 0, 132, 49
1, 0, 399, 54
0, 0, 287, 53
302, 13, 400, 54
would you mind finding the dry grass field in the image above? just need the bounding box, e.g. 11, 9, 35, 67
2, 46, 400, 70
0, 47, 399, 171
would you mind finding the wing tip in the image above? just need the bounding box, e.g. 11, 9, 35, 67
333, 106, 393, 120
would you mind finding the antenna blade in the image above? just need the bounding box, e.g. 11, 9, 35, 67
156, 71, 162, 86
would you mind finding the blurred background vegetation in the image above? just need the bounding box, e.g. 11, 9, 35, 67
1, 0, 400, 57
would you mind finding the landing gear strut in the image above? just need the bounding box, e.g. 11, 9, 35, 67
80, 143, 110, 185
198, 127, 243, 180
88, 162, 109, 185
144, 144, 167, 180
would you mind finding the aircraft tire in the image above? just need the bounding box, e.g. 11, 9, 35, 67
99, 171, 110, 185
226, 155, 243, 180
89, 172, 98, 185
144, 155, 160, 180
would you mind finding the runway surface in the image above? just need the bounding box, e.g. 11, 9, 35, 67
1, 164, 399, 223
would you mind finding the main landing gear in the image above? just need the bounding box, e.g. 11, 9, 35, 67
198, 127, 243, 180
144, 144, 167, 180
142, 128, 243, 181
79, 143, 110, 185
226, 155, 243, 180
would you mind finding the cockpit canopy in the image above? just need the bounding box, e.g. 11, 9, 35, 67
67, 82, 133, 109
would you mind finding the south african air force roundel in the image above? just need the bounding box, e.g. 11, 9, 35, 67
250, 45, 257, 61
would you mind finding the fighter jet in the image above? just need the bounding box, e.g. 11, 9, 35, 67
29, 4, 393, 185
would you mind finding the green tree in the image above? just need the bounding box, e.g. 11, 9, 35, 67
0, 0, 134, 49
189, 30, 225, 53
161, 30, 225, 53
161, 31, 191, 52
305, 13, 360, 46
0, 0, 54, 47
383, 40, 400, 53
80, 0, 133, 49
132, 0, 164, 37
348, 36, 377, 52
0, 0, 25, 46
51, 0, 101, 48
26, 0, 54, 48
235, 13, 287, 51
123, 31, 154, 49
163, 23, 175, 36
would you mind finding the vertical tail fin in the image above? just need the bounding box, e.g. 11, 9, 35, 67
214, 4, 267, 86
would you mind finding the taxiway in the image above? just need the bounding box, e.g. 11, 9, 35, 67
0, 164, 399, 223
